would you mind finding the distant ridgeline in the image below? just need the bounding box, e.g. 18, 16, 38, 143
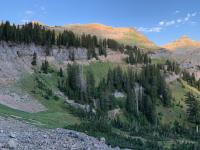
0, 21, 150, 62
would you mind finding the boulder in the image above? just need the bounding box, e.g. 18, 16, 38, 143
7, 139, 18, 149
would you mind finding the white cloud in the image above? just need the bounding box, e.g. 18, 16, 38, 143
159, 21, 165, 26
137, 11, 198, 33
190, 21, 197, 25
183, 12, 197, 22
191, 12, 197, 17
165, 20, 175, 26
177, 19, 182, 23
158, 12, 198, 27
137, 27, 162, 33
158, 20, 175, 27
184, 13, 190, 21
174, 10, 180, 14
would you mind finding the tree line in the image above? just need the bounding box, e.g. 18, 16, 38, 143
0, 21, 55, 45
0, 21, 154, 62
0, 21, 129, 57
157, 60, 180, 74
125, 46, 151, 65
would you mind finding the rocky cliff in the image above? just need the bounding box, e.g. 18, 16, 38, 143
0, 42, 88, 83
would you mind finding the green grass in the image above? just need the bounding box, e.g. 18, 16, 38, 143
0, 63, 199, 149
180, 79, 200, 96
84, 62, 116, 84
83, 61, 133, 85
151, 58, 166, 65
157, 81, 188, 125
0, 72, 80, 128
0, 62, 126, 128
0, 104, 79, 128
157, 80, 200, 126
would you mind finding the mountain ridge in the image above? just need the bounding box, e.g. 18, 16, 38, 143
162, 35, 200, 51
30, 21, 158, 50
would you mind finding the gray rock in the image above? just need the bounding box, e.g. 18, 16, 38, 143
7, 139, 18, 149
100, 137, 106, 143
0, 143, 5, 148
9, 132, 16, 138
113, 91, 125, 98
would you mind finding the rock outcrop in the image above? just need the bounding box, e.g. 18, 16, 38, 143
0, 42, 88, 113
0, 42, 88, 82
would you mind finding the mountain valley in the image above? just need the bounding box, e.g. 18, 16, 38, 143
0, 21, 200, 150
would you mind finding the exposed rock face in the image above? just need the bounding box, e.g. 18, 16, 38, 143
0, 42, 87, 82
165, 73, 180, 83
0, 117, 120, 150
0, 42, 88, 113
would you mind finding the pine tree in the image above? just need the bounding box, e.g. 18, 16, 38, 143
86, 70, 95, 98
58, 67, 63, 77
126, 86, 136, 116
69, 50, 75, 61
144, 95, 157, 124
185, 92, 200, 133
162, 86, 171, 106
31, 52, 37, 66
99, 90, 110, 112
41, 59, 49, 73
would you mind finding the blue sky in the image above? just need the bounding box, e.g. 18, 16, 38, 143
0, 0, 200, 45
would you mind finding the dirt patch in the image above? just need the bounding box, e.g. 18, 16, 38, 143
99, 50, 128, 63
0, 86, 46, 113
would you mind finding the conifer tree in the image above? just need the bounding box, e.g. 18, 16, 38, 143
185, 92, 200, 133
144, 95, 157, 124
41, 59, 49, 73
31, 52, 37, 66
86, 70, 95, 98
58, 67, 63, 77
126, 89, 136, 115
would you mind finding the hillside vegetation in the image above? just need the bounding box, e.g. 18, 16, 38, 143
0, 21, 200, 149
